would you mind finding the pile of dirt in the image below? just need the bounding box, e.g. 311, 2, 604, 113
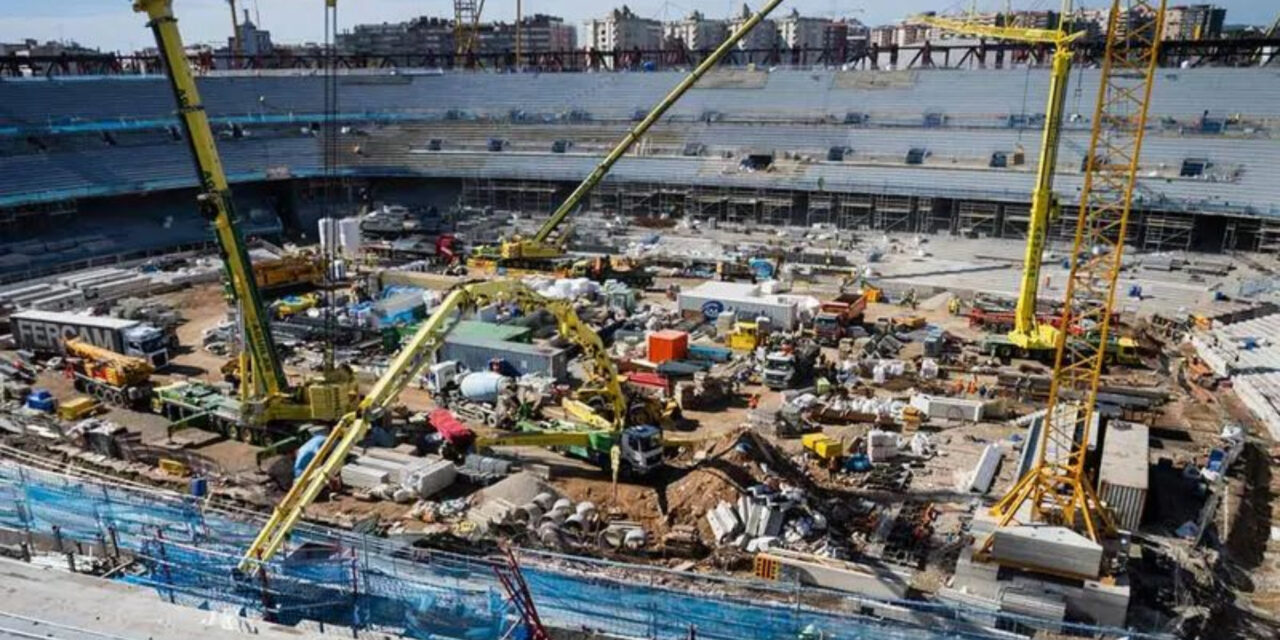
659, 428, 809, 537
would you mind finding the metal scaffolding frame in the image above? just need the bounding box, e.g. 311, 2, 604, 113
1001, 203, 1031, 239
1140, 210, 1194, 250
461, 178, 558, 213
452, 177, 1280, 256
874, 195, 914, 232
958, 201, 999, 236
1259, 220, 1280, 254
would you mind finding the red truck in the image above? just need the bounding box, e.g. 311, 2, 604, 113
811, 292, 867, 345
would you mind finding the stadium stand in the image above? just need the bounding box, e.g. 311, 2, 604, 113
1, 66, 1279, 276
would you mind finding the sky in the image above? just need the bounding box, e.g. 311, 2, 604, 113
1, 0, 1273, 54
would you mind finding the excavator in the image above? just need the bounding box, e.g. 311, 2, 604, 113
238, 279, 665, 571
135, 0, 355, 442
467, 0, 785, 275
920, 4, 1082, 360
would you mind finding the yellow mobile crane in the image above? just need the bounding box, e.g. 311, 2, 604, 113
980, 0, 1166, 573
920, 4, 1084, 356
467, 0, 785, 274
238, 279, 662, 571
135, 0, 354, 439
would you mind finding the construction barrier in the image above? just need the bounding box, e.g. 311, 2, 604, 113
0, 460, 1168, 640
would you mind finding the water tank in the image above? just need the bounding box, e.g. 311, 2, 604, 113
318, 217, 363, 258
458, 371, 508, 403
338, 217, 362, 257
317, 217, 339, 255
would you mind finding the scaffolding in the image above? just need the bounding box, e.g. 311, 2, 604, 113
1260, 219, 1280, 253
837, 194, 874, 229
451, 178, 1280, 255
874, 195, 914, 232
461, 178, 558, 213
1001, 203, 1031, 239
958, 201, 999, 236
1141, 210, 1194, 250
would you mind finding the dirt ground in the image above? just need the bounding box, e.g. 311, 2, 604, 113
6, 262, 1279, 622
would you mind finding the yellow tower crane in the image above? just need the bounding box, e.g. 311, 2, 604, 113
454, 0, 485, 58
982, 0, 1167, 567
919, 4, 1084, 354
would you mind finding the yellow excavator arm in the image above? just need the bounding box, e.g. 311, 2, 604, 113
238, 279, 628, 571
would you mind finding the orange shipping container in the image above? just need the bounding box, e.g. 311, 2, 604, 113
648, 330, 689, 364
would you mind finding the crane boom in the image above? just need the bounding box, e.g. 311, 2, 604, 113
920, 7, 1083, 351
984, 0, 1166, 557
239, 280, 632, 570
134, 0, 286, 399
486, 0, 786, 263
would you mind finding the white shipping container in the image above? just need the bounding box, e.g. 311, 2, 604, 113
319, 217, 363, 258
1098, 421, 1148, 532
678, 281, 798, 330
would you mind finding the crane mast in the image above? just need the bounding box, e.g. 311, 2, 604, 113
984, 0, 1166, 557
134, 0, 353, 430
135, 0, 287, 403
920, 5, 1083, 352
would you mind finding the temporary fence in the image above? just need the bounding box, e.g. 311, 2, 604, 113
0, 459, 1169, 640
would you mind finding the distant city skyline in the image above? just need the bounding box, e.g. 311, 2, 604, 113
1, 0, 1273, 54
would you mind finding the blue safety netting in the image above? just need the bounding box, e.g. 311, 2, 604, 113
0, 461, 1166, 640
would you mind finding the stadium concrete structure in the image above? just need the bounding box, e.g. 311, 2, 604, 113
2, 66, 1278, 281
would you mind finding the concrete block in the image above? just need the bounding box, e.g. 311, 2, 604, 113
1075, 577, 1130, 628
759, 549, 913, 600
402, 457, 457, 498
340, 464, 390, 490
1000, 588, 1066, 632
759, 505, 784, 538
990, 525, 1103, 579
910, 393, 986, 422
965, 443, 1002, 494
706, 501, 743, 544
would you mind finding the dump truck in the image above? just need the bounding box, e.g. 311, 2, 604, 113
811, 292, 867, 345
9, 309, 170, 368
763, 342, 821, 390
